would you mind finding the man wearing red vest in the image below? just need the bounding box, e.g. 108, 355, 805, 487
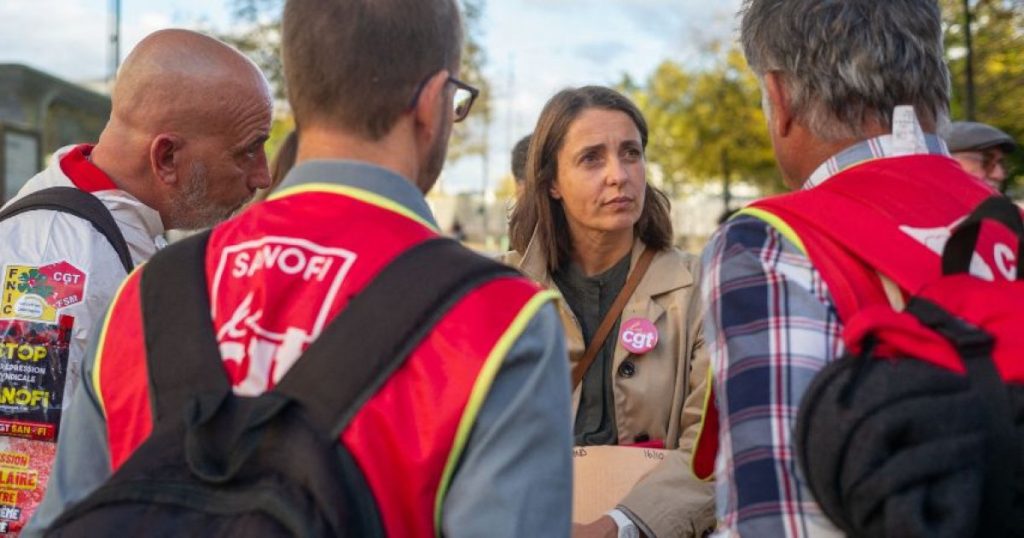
26, 0, 573, 536
696, 1, 1009, 536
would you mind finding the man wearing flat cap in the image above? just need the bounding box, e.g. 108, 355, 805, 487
946, 121, 1018, 191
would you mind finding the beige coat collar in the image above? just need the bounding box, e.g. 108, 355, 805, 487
517, 226, 693, 299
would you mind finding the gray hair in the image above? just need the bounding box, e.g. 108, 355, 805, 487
740, 0, 950, 141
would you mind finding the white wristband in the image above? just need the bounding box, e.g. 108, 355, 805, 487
606, 508, 639, 538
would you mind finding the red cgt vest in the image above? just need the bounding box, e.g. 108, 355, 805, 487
90, 182, 555, 537
692, 155, 1015, 480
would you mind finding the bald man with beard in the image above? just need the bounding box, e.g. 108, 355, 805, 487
1, 29, 270, 535
92, 29, 273, 228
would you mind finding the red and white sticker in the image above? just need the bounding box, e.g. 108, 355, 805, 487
1, 261, 87, 323
619, 318, 658, 354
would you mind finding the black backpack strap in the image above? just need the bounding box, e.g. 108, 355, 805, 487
942, 195, 1024, 278
141, 230, 230, 423
273, 238, 519, 437
141, 234, 518, 435
0, 187, 135, 274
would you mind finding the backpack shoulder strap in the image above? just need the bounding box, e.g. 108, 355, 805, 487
0, 186, 134, 274
140, 233, 518, 431
273, 238, 519, 437
140, 229, 230, 422
941, 195, 1024, 278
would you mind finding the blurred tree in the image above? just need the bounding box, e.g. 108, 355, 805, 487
447, 0, 492, 165
942, 0, 1024, 185
221, 0, 491, 167
628, 45, 780, 208
493, 173, 517, 207
223, 0, 285, 98
266, 115, 295, 160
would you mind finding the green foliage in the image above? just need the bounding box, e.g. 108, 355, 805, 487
267, 115, 296, 161
447, 0, 492, 163
942, 0, 1024, 185
220, 0, 491, 165
222, 0, 285, 99
630, 0, 1024, 195
627, 46, 781, 196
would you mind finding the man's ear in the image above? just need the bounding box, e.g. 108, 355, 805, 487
763, 71, 794, 139
412, 70, 451, 139
150, 134, 184, 186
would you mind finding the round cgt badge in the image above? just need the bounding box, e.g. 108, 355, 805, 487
619, 318, 658, 354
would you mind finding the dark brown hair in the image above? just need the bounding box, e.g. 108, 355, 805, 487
508, 86, 673, 272
283, 0, 463, 140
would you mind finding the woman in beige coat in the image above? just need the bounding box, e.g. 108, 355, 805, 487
504, 86, 714, 538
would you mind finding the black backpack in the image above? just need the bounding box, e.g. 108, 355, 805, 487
0, 187, 134, 274
46, 230, 516, 537
795, 196, 1024, 537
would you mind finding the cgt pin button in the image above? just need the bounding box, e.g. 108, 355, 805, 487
619, 318, 658, 355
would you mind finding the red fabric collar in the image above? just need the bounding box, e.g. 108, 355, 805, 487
59, 144, 118, 192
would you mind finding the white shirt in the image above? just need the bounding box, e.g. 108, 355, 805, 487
0, 144, 165, 415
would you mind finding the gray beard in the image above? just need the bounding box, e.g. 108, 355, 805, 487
169, 161, 235, 231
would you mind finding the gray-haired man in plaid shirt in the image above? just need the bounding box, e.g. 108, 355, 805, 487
700, 1, 960, 536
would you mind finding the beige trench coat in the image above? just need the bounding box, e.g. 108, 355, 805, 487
501, 234, 715, 537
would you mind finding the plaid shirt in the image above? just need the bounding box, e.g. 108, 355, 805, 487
701, 125, 949, 537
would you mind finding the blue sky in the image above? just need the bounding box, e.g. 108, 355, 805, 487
0, 0, 743, 192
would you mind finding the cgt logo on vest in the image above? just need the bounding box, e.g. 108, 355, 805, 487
211, 237, 358, 396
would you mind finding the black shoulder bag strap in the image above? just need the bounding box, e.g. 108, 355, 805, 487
941, 195, 1024, 277
273, 238, 519, 437
141, 229, 227, 423
142, 234, 519, 435
0, 187, 134, 274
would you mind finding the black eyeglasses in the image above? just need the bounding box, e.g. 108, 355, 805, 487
959, 150, 1007, 175
409, 75, 480, 123
448, 76, 480, 123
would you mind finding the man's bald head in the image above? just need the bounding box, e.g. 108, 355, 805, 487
92, 29, 273, 231
112, 29, 270, 136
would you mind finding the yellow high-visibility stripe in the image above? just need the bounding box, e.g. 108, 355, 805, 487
736, 207, 808, 254
432, 290, 560, 536
690, 364, 716, 481
690, 205, 807, 481
92, 265, 145, 419
269, 183, 438, 232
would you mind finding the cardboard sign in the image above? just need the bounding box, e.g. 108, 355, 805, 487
572, 445, 667, 524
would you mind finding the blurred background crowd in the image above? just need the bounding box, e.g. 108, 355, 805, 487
1, 0, 1021, 252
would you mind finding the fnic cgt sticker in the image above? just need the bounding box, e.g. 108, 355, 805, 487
1, 262, 87, 323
